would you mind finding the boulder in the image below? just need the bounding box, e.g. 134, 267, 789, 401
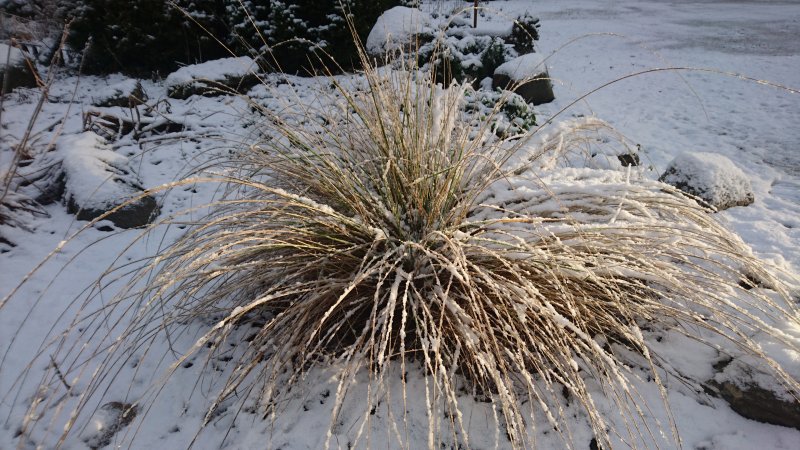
659, 152, 754, 210
617, 152, 640, 167
92, 79, 148, 108
366, 6, 433, 58
492, 53, 554, 105
703, 336, 800, 431
67, 193, 158, 230
57, 132, 159, 228
706, 380, 800, 430
165, 57, 259, 99
1, 43, 37, 94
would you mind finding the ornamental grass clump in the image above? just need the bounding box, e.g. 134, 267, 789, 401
12, 41, 799, 450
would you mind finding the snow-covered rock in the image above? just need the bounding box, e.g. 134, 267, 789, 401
704, 309, 800, 430
492, 53, 554, 105
58, 132, 159, 228
706, 377, 800, 430
165, 56, 259, 99
0, 43, 37, 93
659, 151, 755, 210
494, 53, 547, 81
91, 79, 147, 108
366, 7, 432, 56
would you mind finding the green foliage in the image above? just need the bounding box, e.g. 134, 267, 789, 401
507, 12, 541, 54
224, 0, 267, 48
66, 0, 229, 76
464, 88, 537, 137
44, 0, 412, 76
229, 0, 402, 74
226, 0, 304, 70
420, 37, 466, 86
477, 37, 510, 79
419, 35, 514, 86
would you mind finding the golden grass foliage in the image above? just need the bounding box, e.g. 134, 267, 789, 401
10, 41, 799, 450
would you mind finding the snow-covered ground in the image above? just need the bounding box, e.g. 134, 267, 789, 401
1, 0, 799, 448
525, 0, 800, 273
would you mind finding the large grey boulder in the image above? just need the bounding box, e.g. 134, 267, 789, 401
492, 53, 554, 105
165, 57, 259, 99
659, 151, 754, 210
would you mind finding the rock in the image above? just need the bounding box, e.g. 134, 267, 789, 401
57, 132, 159, 228
81, 402, 138, 449
706, 380, 800, 430
659, 152, 754, 210
1, 43, 38, 94
92, 79, 147, 108
492, 72, 554, 106
617, 152, 640, 167
67, 194, 158, 229
492, 54, 554, 105
165, 57, 259, 99
705, 353, 800, 430
0, 62, 37, 93
366, 6, 433, 58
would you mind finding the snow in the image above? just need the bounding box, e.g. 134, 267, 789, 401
165, 56, 257, 87
661, 151, 754, 209
90, 78, 141, 105
366, 6, 432, 55
2, 0, 800, 449
80, 402, 137, 449
495, 52, 548, 79
0, 43, 25, 67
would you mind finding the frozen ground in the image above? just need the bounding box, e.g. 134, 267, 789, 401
1, 0, 799, 448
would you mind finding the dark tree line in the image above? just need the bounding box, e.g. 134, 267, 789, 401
2, 0, 401, 76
